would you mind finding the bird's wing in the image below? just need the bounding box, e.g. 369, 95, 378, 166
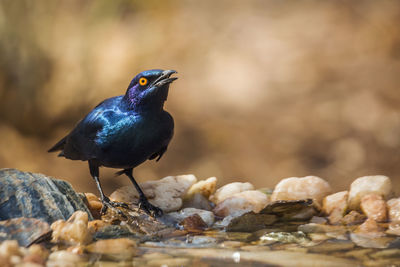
62, 103, 112, 160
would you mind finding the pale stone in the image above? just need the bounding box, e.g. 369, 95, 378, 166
360, 194, 387, 222
110, 174, 197, 212
168, 208, 215, 227
85, 238, 137, 256
209, 182, 254, 204
51, 211, 93, 245
341, 211, 366, 225
323, 191, 348, 215
323, 191, 349, 224
84, 192, 103, 218
348, 175, 392, 211
47, 251, 85, 265
271, 176, 332, 205
387, 198, 400, 222
386, 222, 400, 236
355, 218, 385, 238
26, 244, 49, 264
147, 257, 191, 266
213, 190, 270, 217
0, 240, 24, 266
185, 177, 217, 199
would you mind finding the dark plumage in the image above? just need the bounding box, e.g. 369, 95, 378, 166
49, 69, 178, 217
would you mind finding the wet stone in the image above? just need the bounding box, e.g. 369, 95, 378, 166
260, 199, 318, 221
350, 233, 394, 249
307, 240, 355, 253
93, 225, 140, 241
179, 214, 208, 232
0, 218, 51, 247
259, 231, 310, 246
0, 168, 93, 224
85, 238, 137, 261
370, 248, 400, 259
226, 212, 277, 232
168, 207, 214, 227
298, 223, 348, 240
341, 210, 366, 225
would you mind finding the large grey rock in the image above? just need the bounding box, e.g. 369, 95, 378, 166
0, 217, 51, 247
0, 168, 93, 224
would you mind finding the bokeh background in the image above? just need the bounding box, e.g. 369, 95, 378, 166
1, 0, 400, 196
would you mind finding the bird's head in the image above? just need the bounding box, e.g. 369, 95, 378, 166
124, 69, 178, 111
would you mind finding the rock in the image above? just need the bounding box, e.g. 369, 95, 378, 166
261, 199, 318, 221
350, 233, 393, 249
387, 198, 400, 222
323, 191, 348, 224
348, 175, 392, 211
213, 190, 269, 217
259, 231, 310, 246
307, 240, 355, 253
0, 169, 93, 224
341, 211, 366, 225
271, 176, 331, 205
310, 216, 328, 224
110, 174, 197, 212
93, 225, 139, 240
25, 244, 49, 265
168, 208, 214, 227
0, 240, 25, 266
185, 177, 217, 199
360, 194, 387, 222
0, 218, 51, 247
88, 220, 110, 232
47, 250, 86, 266
85, 238, 137, 260
209, 182, 254, 204
387, 222, 400, 236
355, 218, 386, 238
226, 212, 277, 232
182, 193, 213, 210
146, 258, 191, 267
298, 223, 348, 240
179, 214, 208, 232
84, 193, 103, 219
51, 211, 93, 245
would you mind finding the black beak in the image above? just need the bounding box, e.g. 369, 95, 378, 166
153, 70, 178, 87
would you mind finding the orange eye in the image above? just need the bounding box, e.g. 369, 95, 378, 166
139, 77, 148, 86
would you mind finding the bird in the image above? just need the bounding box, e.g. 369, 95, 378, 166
48, 69, 178, 217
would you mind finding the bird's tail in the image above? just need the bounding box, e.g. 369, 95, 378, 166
48, 136, 67, 153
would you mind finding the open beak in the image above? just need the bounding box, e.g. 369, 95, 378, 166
152, 70, 178, 87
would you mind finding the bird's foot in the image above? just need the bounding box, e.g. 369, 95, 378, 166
138, 197, 163, 217
101, 196, 129, 217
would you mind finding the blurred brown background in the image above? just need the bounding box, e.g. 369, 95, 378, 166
1, 0, 399, 196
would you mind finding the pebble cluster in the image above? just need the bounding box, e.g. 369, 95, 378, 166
1, 172, 400, 266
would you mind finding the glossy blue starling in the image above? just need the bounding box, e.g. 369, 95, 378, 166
48, 69, 178, 217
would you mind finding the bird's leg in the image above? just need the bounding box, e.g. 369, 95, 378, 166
88, 161, 128, 216
123, 168, 163, 217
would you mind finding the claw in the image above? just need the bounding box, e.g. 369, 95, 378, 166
100, 197, 129, 218
138, 197, 163, 217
